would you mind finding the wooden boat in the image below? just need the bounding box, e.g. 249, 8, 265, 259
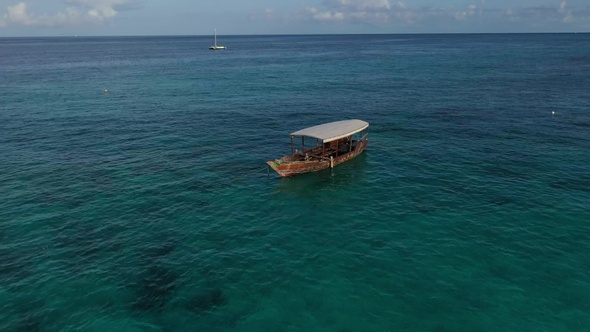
267, 119, 369, 177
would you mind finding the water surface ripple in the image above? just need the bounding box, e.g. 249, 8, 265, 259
1, 34, 589, 331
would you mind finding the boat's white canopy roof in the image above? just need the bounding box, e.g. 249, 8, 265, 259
291, 119, 369, 143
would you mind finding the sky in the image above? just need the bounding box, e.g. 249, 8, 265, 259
0, 0, 589, 36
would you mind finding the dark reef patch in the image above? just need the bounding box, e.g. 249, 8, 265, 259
186, 288, 227, 313
133, 266, 178, 311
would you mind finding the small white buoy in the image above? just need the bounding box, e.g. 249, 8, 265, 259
104, 89, 109, 94
552, 111, 556, 116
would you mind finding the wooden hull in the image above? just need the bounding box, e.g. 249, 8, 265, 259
267, 140, 368, 177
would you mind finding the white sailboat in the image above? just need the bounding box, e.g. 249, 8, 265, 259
209, 29, 226, 50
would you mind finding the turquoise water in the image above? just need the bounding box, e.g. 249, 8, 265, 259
1, 34, 590, 331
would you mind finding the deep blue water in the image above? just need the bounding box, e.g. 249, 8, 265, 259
1, 34, 590, 331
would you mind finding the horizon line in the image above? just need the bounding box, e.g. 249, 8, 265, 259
1, 31, 588, 38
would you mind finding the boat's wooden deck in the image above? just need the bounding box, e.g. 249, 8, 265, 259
295, 139, 360, 161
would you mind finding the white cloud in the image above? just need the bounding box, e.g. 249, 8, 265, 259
301, 0, 590, 27
308, 7, 345, 22
558, 0, 576, 23
499, 2, 583, 25
559, 0, 567, 13
306, 0, 413, 24
454, 4, 478, 20
67, 0, 130, 21
563, 13, 575, 22
323, 0, 392, 11
1, 0, 138, 27
247, 7, 279, 22
7, 2, 31, 24
3, 2, 82, 26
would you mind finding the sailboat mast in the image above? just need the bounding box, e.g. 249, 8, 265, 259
214, 29, 217, 47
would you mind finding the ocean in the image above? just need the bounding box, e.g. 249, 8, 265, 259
1, 33, 589, 331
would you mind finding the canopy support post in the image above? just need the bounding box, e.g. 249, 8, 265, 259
290, 136, 294, 155
302, 136, 305, 154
